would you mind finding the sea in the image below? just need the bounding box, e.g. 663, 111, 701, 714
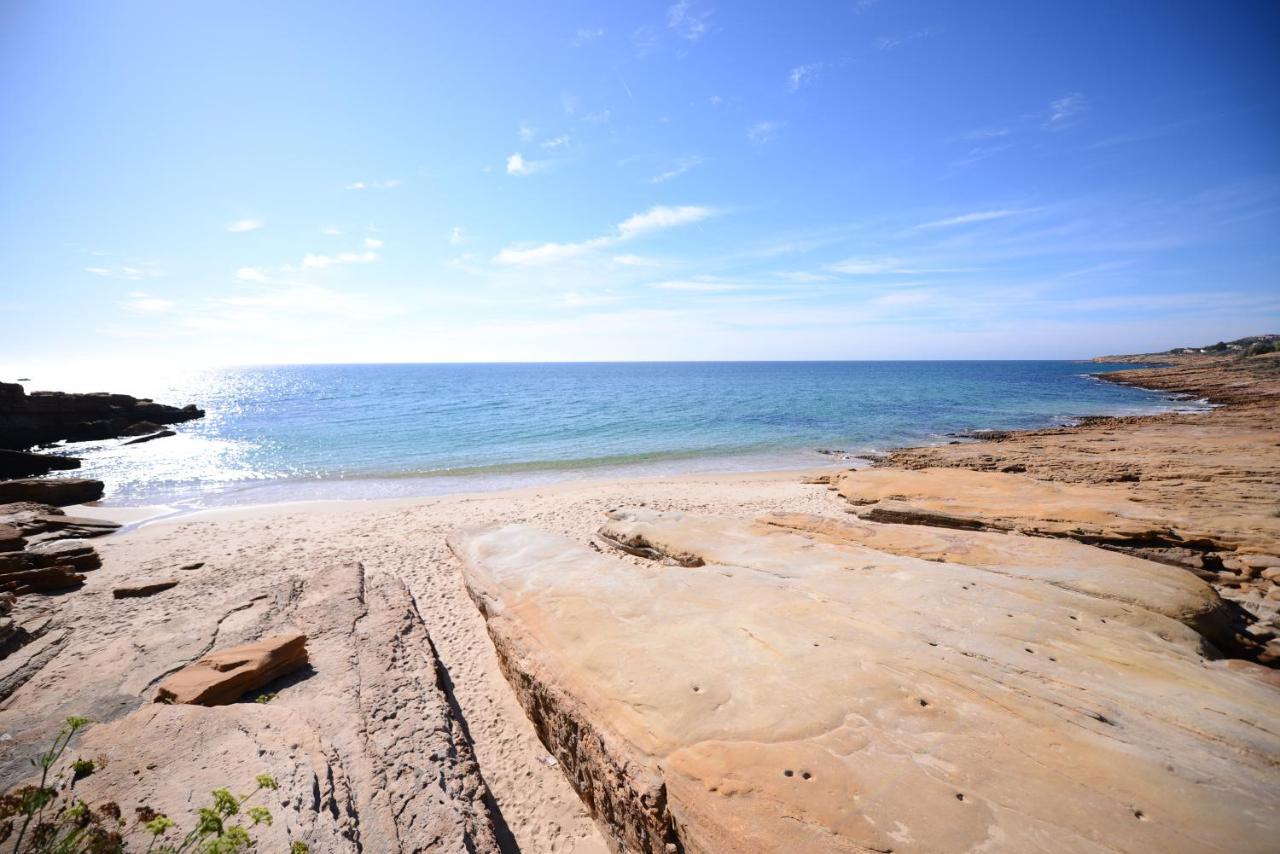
22, 361, 1200, 508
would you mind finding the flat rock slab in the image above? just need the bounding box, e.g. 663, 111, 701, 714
452, 511, 1280, 854
112, 578, 180, 599
155, 632, 309, 705
9, 561, 502, 853
834, 467, 1201, 546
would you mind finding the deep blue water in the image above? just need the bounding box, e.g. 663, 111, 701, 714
42, 361, 1194, 507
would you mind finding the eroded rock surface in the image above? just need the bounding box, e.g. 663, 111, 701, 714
1, 560, 501, 853
452, 510, 1280, 854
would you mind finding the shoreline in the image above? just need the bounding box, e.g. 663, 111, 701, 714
2, 352, 1276, 853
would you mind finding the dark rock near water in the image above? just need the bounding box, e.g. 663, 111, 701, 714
0, 478, 105, 507
0, 449, 80, 479
123, 429, 175, 445
0, 382, 203, 450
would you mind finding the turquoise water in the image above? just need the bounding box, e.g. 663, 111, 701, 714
41, 361, 1194, 507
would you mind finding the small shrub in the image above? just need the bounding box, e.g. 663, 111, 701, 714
0, 717, 309, 853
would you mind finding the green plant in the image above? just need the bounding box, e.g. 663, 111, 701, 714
0, 718, 308, 853
252, 693, 277, 705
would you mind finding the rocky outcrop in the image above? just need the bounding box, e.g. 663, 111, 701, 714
0, 381, 204, 450
0, 448, 80, 479
122, 429, 175, 445
0, 478, 104, 506
155, 632, 309, 705
0, 560, 502, 852
452, 511, 1280, 854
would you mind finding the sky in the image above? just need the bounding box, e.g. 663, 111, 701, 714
1, 0, 1278, 369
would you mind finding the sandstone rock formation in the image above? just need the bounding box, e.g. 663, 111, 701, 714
1, 560, 502, 853
452, 510, 1280, 854
0, 478, 105, 507
0, 381, 204, 450
155, 632, 308, 705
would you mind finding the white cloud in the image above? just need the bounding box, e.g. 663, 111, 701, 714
363, 237, 384, 249
1048, 92, 1088, 128
506, 152, 548, 176
236, 267, 268, 283
85, 263, 164, 281
582, 110, 611, 124
449, 226, 466, 245
126, 296, 176, 313
541, 135, 571, 150
302, 250, 379, 269
828, 257, 974, 276
226, 217, 264, 233
320, 226, 342, 236
747, 120, 782, 144
650, 156, 703, 183
573, 27, 604, 46
496, 204, 716, 265
345, 179, 401, 190
518, 122, 536, 141
612, 254, 660, 267
650, 279, 739, 292
916, 209, 1028, 229
667, 0, 713, 41
788, 63, 822, 92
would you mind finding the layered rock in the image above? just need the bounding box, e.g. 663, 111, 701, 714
0, 381, 204, 450
0, 478, 105, 507
452, 511, 1280, 854
0, 560, 502, 853
155, 631, 308, 705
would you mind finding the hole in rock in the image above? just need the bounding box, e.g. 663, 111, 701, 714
801, 772, 812, 780
783, 769, 795, 778
955, 793, 965, 802
918, 699, 929, 707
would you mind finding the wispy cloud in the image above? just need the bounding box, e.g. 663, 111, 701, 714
573, 27, 604, 46
363, 237, 383, 249
541, 135, 571, 150
518, 122, 536, 141
650, 279, 740, 292
320, 226, 342, 236
650, 156, 703, 183
788, 63, 823, 93
449, 226, 466, 245
582, 109, 611, 124
667, 0, 713, 41
1047, 92, 1088, 129
125, 292, 176, 313
236, 267, 268, 283
302, 250, 379, 269
506, 152, 549, 176
747, 120, 782, 144
876, 29, 936, 50
85, 262, 164, 280
496, 205, 716, 266
916, 209, 1030, 229
345, 179, 401, 190
226, 217, 264, 233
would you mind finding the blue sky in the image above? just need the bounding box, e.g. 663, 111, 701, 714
1, 0, 1278, 369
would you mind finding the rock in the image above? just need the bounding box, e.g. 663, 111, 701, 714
24, 539, 101, 572
113, 578, 180, 598
0, 478, 104, 507
0, 448, 80, 479
2, 561, 502, 852
0, 564, 85, 594
119, 420, 164, 436
0, 383, 203, 449
858, 501, 989, 530
155, 632, 309, 706
122, 429, 176, 445
451, 512, 1280, 854
1263, 567, 1280, 582
178, 561, 204, 571
0, 523, 23, 553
